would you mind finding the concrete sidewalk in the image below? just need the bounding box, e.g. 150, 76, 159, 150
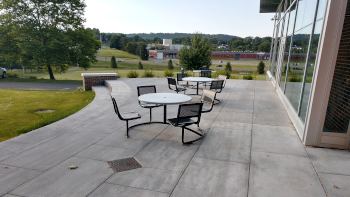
0, 78, 349, 197
0, 82, 82, 90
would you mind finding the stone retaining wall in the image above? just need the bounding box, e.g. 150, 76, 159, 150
81, 73, 118, 91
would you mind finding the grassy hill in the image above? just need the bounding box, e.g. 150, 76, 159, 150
98, 48, 144, 61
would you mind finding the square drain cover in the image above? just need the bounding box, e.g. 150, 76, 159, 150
107, 157, 142, 173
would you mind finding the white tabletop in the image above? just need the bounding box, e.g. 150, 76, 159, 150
182, 77, 215, 82
193, 70, 217, 73
138, 93, 192, 105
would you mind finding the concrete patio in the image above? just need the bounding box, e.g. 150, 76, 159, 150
0, 78, 350, 197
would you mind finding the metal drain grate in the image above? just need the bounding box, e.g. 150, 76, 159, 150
107, 157, 142, 173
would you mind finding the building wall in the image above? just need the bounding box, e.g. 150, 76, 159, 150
163, 39, 172, 45
323, 5, 350, 133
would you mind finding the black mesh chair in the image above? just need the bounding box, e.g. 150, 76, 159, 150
137, 85, 162, 122
167, 77, 186, 94
167, 103, 204, 144
200, 70, 212, 78
210, 80, 224, 104
177, 73, 191, 87
110, 94, 141, 138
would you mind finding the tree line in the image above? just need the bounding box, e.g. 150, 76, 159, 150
109, 34, 149, 60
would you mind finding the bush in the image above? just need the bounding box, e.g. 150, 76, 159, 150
257, 61, 265, 74
230, 75, 239, 79
252, 71, 258, 80
185, 71, 193, 77
212, 69, 231, 78
167, 59, 174, 70
142, 69, 154, 78
76, 86, 84, 92
111, 56, 117, 68
289, 73, 302, 82
7, 71, 18, 78
243, 74, 253, 80
138, 62, 143, 69
225, 62, 232, 72
127, 70, 139, 78
164, 69, 174, 77
29, 76, 37, 79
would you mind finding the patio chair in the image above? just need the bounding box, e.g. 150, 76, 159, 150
210, 80, 224, 104
110, 94, 141, 138
217, 75, 227, 88
137, 85, 162, 122
167, 77, 186, 94
177, 73, 192, 87
200, 89, 217, 113
167, 103, 204, 144
199, 70, 212, 87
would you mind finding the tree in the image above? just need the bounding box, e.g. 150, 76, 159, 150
110, 35, 121, 49
167, 59, 174, 70
0, 0, 101, 80
258, 41, 271, 52
111, 56, 117, 68
125, 43, 136, 55
178, 33, 212, 70
139, 43, 148, 60
225, 62, 232, 72
138, 62, 143, 69
257, 61, 265, 74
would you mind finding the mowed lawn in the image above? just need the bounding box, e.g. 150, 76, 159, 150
0, 89, 95, 142
98, 47, 150, 62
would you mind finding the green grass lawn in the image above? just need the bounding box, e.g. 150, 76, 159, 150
98, 47, 150, 62
0, 89, 95, 142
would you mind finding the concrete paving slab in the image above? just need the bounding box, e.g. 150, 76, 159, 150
252, 124, 307, 156
215, 111, 253, 123
254, 99, 286, 111
248, 151, 326, 197
2, 194, 21, 197
1, 131, 106, 171
195, 128, 251, 163
106, 167, 181, 193
10, 157, 113, 197
96, 124, 168, 150
171, 157, 249, 197
75, 144, 139, 162
318, 173, 350, 197
87, 183, 169, 197
221, 102, 254, 113
306, 147, 350, 175
253, 110, 293, 128
0, 165, 41, 196
135, 140, 198, 171
211, 121, 252, 131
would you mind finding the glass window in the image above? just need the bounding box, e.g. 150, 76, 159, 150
288, 3, 297, 36
299, 0, 327, 122
284, 24, 313, 112
279, 35, 292, 91
294, 0, 317, 32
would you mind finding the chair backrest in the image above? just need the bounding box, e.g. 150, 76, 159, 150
200, 89, 216, 112
218, 75, 227, 88
137, 85, 156, 105
110, 94, 125, 121
175, 103, 203, 126
200, 70, 211, 78
210, 80, 224, 93
137, 85, 156, 96
167, 77, 178, 90
177, 73, 188, 82
199, 67, 209, 70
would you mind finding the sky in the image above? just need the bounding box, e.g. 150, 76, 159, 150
84, 0, 276, 38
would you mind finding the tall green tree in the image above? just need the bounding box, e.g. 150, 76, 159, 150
111, 56, 117, 68
138, 62, 143, 69
139, 43, 148, 60
167, 59, 174, 70
178, 33, 212, 70
257, 61, 265, 74
0, 0, 101, 80
225, 62, 232, 72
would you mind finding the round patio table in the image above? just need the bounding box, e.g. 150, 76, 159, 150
138, 93, 192, 124
182, 77, 215, 95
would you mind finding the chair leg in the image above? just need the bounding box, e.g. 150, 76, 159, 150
149, 108, 152, 122
181, 126, 204, 144
125, 120, 129, 138
214, 98, 221, 105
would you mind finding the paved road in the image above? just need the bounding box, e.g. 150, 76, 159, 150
0, 82, 82, 90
